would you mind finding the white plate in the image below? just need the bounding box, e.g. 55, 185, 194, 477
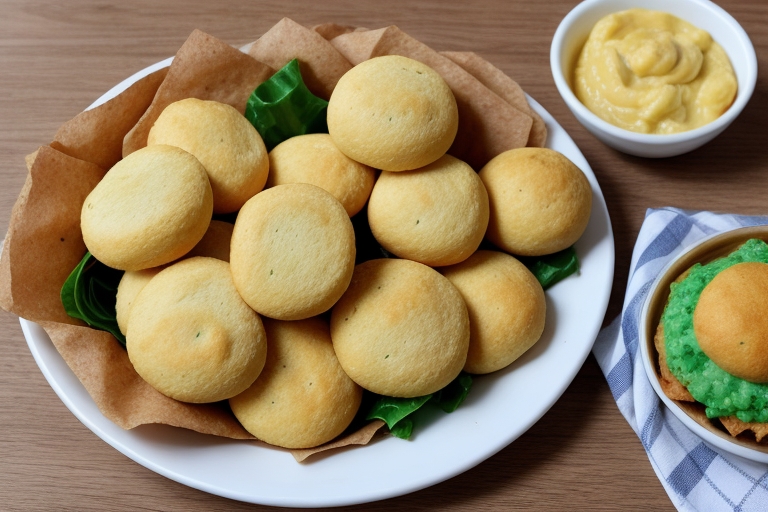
20, 59, 615, 508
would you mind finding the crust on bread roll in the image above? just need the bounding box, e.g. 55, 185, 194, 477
694, 262, 768, 383
80, 144, 213, 271
267, 133, 375, 217
115, 268, 163, 337
230, 183, 355, 320
230, 317, 362, 449
441, 250, 546, 374
367, 154, 489, 267
148, 98, 269, 214
127, 257, 267, 403
327, 55, 458, 172
480, 147, 591, 257
185, 219, 234, 262
330, 258, 469, 397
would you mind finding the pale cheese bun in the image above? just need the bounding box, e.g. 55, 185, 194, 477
327, 55, 458, 172
148, 98, 269, 214
81, 144, 213, 271
127, 257, 267, 403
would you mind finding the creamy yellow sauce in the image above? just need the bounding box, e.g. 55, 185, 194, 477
573, 9, 737, 134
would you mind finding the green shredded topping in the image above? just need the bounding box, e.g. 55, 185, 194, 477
663, 238, 768, 423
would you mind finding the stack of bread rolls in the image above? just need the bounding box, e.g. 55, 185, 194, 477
79, 54, 592, 450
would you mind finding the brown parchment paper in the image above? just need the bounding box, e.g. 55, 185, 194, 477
329, 26, 533, 170
249, 17, 352, 100
122, 29, 274, 157
0, 145, 105, 324
51, 67, 169, 171
440, 51, 547, 148
40, 321, 252, 438
311, 23, 365, 41
292, 420, 386, 462
1, 20, 550, 459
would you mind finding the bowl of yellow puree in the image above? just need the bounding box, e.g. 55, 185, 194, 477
551, 0, 757, 158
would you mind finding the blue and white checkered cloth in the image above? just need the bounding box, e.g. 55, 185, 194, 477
593, 207, 768, 512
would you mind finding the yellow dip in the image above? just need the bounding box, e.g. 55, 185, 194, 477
573, 9, 737, 134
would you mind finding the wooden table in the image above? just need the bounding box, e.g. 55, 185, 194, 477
0, 0, 765, 510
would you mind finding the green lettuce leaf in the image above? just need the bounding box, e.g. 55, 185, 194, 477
431, 371, 473, 413
523, 246, 580, 290
244, 58, 328, 150
364, 372, 473, 439
60, 252, 125, 346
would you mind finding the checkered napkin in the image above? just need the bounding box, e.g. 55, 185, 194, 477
592, 207, 768, 512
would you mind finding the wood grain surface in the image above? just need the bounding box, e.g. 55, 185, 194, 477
0, 0, 765, 510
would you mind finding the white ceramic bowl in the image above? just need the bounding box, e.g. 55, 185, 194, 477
550, 0, 757, 158
639, 226, 768, 464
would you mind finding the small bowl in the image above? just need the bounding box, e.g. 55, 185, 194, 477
639, 226, 768, 464
550, 0, 757, 158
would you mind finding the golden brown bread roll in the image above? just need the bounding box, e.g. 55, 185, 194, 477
127, 257, 267, 403
230, 183, 356, 320
694, 261, 768, 383
441, 250, 546, 374
267, 133, 375, 217
230, 317, 362, 449
327, 55, 458, 172
148, 98, 269, 214
115, 268, 163, 336
367, 154, 489, 266
480, 147, 591, 256
184, 219, 234, 262
80, 144, 213, 271
330, 258, 469, 397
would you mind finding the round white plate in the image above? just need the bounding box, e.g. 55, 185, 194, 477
20, 59, 615, 508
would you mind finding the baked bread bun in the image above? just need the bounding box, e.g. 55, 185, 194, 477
267, 133, 375, 217
327, 55, 458, 172
230, 317, 362, 449
480, 147, 591, 256
185, 219, 234, 262
127, 257, 267, 403
148, 98, 269, 214
367, 154, 489, 266
230, 183, 355, 320
694, 261, 768, 383
81, 144, 213, 271
115, 267, 163, 336
330, 258, 469, 397
441, 250, 546, 374
116, 220, 234, 336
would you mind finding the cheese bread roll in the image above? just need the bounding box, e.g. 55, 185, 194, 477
148, 98, 269, 214
230, 183, 355, 320
330, 258, 469, 397
367, 154, 489, 266
328, 55, 458, 172
441, 250, 546, 374
480, 148, 591, 257
230, 317, 362, 449
267, 133, 375, 217
81, 144, 213, 271
127, 257, 267, 403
